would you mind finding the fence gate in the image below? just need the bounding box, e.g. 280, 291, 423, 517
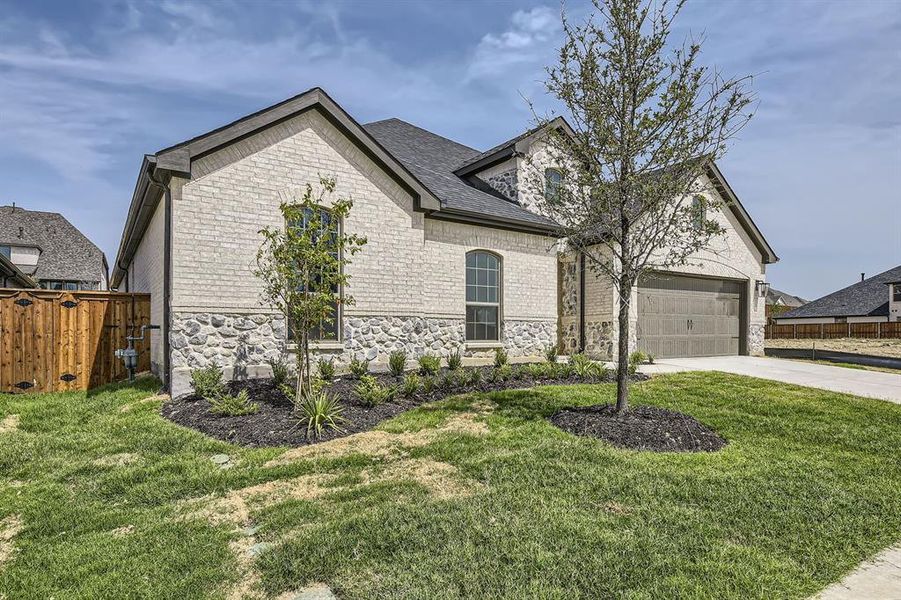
0, 289, 151, 393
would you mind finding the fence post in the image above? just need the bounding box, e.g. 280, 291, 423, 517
793, 324, 797, 339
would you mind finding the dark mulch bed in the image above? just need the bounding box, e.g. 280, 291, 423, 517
162, 366, 649, 448
549, 404, 727, 452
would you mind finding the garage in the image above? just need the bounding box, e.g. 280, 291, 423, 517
637, 273, 745, 358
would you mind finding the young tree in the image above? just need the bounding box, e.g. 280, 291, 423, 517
255, 176, 366, 403
528, 0, 754, 412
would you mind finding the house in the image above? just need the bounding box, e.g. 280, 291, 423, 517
765, 287, 807, 321
110, 88, 776, 396
774, 265, 901, 324
0, 253, 36, 288
0, 205, 108, 291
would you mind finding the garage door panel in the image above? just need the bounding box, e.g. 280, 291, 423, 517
638, 274, 744, 359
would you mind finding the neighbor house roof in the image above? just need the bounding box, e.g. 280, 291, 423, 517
775, 265, 901, 320
0, 205, 107, 283
766, 287, 807, 307
363, 119, 558, 231
0, 253, 36, 288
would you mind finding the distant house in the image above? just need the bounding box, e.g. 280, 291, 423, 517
0, 205, 108, 290
0, 253, 36, 288
774, 265, 901, 324
765, 287, 806, 321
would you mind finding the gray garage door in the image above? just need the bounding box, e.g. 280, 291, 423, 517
637, 274, 744, 358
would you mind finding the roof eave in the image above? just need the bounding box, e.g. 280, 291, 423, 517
704, 161, 779, 264
429, 207, 562, 237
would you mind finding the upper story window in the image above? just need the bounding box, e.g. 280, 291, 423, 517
691, 196, 707, 230
466, 251, 501, 341
544, 168, 563, 201
894, 284, 901, 303
43, 280, 80, 291
0, 246, 9, 259
287, 206, 340, 341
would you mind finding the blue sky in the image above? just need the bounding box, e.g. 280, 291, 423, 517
0, 0, 898, 299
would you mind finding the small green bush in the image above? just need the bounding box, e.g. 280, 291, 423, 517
349, 357, 370, 378
493, 347, 509, 368
524, 362, 547, 379
467, 367, 483, 386
421, 376, 437, 394
388, 350, 408, 377
355, 375, 396, 407
267, 357, 290, 388
628, 351, 648, 375
495, 364, 513, 381
447, 349, 463, 371
296, 389, 345, 439
401, 373, 421, 397
438, 373, 455, 390
545, 345, 558, 363
208, 389, 258, 416
647, 353, 655, 365
418, 354, 441, 376
571, 353, 604, 379
317, 357, 336, 381
191, 364, 224, 399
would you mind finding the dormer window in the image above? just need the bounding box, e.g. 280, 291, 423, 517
894, 284, 901, 302
544, 168, 563, 201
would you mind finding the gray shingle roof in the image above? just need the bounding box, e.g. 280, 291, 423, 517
0, 205, 106, 283
363, 119, 558, 231
776, 265, 901, 320
766, 287, 807, 307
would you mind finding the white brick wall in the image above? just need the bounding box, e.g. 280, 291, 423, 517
127, 197, 165, 373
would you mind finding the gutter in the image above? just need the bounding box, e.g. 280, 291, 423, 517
146, 167, 172, 391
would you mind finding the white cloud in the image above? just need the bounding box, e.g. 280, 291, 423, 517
467, 6, 561, 80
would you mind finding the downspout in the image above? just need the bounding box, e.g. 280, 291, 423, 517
147, 167, 172, 391
579, 252, 586, 353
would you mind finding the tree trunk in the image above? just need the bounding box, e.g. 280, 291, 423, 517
615, 277, 632, 413
294, 329, 305, 406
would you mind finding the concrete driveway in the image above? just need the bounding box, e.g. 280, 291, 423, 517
643, 356, 901, 404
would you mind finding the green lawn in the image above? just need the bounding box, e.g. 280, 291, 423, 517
1, 373, 900, 599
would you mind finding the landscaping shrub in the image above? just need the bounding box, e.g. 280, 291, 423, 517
438, 373, 455, 390
401, 373, 421, 397
355, 375, 396, 407
296, 389, 345, 439
545, 345, 558, 363
317, 358, 336, 381
447, 349, 463, 371
524, 362, 547, 379
467, 367, 483, 386
208, 389, 258, 417
421, 376, 437, 394
495, 364, 513, 381
571, 353, 603, 379
493, 347, 509, 368
349, 357, 370, 378
418, 354, 441, 376
388, 350, 408, 377
191, 364, 224, 399
628, 351, 647, 375
267, 357, 290, 388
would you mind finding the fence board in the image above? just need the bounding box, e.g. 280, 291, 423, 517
0, 289, 151, 393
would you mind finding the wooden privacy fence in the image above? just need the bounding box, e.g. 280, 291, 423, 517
0, 289, 151, 393
766, 321, 901, 340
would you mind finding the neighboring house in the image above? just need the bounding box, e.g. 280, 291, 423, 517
765, 287, 807, 321
0, 205, 108, 291
0, 253, 37, 288
110, 87, 776, 396
775, 266, 901, 325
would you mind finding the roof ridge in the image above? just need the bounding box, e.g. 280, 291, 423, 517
364, 118, 481, 154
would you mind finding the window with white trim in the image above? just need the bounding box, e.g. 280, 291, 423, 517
465, 251, 501, 341
894, 284, 901, 303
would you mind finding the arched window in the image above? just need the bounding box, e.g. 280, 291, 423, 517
287, 205, 340, 341
544, 168, 563, 201
466, 251, 501, 341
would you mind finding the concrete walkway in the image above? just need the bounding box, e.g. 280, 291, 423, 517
814, 545, 901, 599
642, 356, 901, 404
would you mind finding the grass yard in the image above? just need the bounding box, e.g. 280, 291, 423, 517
1, 373, 900, 599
